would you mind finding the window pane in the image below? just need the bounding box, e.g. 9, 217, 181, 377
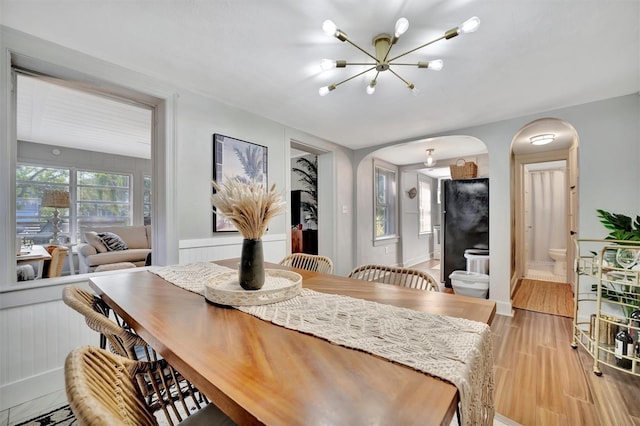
374, 164, 397, 239
419, 179, 432, 234
77, 187, 130, 202
144, 175, 152, 225
77, 170, 131, 229
77, 171, 129, 187
16, 165, 70, 244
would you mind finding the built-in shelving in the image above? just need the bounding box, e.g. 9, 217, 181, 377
572, 239, 640, 377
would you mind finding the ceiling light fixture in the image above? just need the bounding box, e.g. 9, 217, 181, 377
424, 149, 436, 167
529, 134, 556, 145
319, 16, 480, 96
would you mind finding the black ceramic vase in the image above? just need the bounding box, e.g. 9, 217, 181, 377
239, 238, 265, 290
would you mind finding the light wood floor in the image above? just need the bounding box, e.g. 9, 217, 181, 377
492, 309, 640, 425
512, 278, 574, 318
412, 264, 640, 425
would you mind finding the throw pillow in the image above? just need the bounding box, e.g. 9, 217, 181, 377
98, 232, 129, 252
85, 231, 108, 253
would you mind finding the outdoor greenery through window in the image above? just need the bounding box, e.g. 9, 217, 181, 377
16, 164, 132, 244
374, 163, 397, 239
77, 170, 131, 232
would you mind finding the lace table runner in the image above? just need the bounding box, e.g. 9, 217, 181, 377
152, 263, 495, 425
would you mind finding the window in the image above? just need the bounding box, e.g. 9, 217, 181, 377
418, 176, 432, 234
374, 161, 397, 239
16, 165, 70, 244
143, 175, 152, 226
77, 170, 131, 230
16, 165, 132, 243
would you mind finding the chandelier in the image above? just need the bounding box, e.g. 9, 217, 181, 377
319, 16, 480, 96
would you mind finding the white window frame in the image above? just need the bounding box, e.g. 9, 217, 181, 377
373, 159, 399, 243
418, 174, 432, 235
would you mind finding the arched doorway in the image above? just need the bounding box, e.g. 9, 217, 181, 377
510, 118, 579, 296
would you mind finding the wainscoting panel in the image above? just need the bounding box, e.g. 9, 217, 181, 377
178, 233, 287, 265
1, 234, 287, 411
0, 295, 98, 410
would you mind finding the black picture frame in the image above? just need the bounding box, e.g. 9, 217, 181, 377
212, 133, 268, 232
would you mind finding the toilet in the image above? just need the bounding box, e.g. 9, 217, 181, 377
548, 248, 567, 276
449, 271, 490, 299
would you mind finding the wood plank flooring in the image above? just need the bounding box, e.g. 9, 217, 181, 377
492, 309, 640, 425
512, 279, 574, 318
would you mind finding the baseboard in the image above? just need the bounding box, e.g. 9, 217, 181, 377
404, 254, 431, 268
495, 300, 514, 317
0, 367, 64, 411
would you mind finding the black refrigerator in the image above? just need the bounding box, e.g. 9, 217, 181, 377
442, 178, 489, 287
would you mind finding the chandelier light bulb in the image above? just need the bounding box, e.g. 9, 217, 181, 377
319, 84, 336, 96
428, 59, 444, 70
322, 20, 338, 36
320, 59, 337, 70
394, 17, 409, 37
458, 16, 481, 34
366, 80, 377, 95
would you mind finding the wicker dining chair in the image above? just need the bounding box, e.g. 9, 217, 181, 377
279, 253, 334, 274
62, 285, 207, 425
65, 346, 235, 426
348, 264, 440, 291
45, 245, 69, 278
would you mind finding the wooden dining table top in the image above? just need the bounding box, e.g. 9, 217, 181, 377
89, 259, 496, 426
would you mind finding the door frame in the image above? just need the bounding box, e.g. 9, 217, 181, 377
513, 149, 578, 287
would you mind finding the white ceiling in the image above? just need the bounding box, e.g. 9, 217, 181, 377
3, 1, 639, 163
17, 74, 152, 159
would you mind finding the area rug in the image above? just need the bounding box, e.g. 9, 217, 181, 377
15, 405, 76, 426
512, 278, 574, 318
21, 404, 520, 426
17, 404, 185, 426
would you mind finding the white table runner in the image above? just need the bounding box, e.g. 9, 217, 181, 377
152, 263, 495, 425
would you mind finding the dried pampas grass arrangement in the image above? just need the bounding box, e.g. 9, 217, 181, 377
211, 179, 286, 240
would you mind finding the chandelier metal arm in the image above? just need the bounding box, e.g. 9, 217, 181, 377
387, 34, 446, 63
342, 38, 378, 62
333, 65, 378, 88
342, 62, 377, 66
388, 68, 414, 89
392, 62, 426, 66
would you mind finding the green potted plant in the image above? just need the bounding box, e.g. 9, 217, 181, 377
593, 209, 640, 320
596, 209, 640, 241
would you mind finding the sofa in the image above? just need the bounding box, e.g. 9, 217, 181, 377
77, 225, 151, 273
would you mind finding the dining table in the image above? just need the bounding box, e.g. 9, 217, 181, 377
89, 259, 496, 426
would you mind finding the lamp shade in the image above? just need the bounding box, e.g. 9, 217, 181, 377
42, 190, 70, 208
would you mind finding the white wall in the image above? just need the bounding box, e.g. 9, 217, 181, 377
354, 94, 640, 316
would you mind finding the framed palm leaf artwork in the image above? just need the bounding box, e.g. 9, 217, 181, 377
212, 133, 268, 232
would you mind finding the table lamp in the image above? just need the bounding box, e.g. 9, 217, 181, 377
41, 189, 70, 244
